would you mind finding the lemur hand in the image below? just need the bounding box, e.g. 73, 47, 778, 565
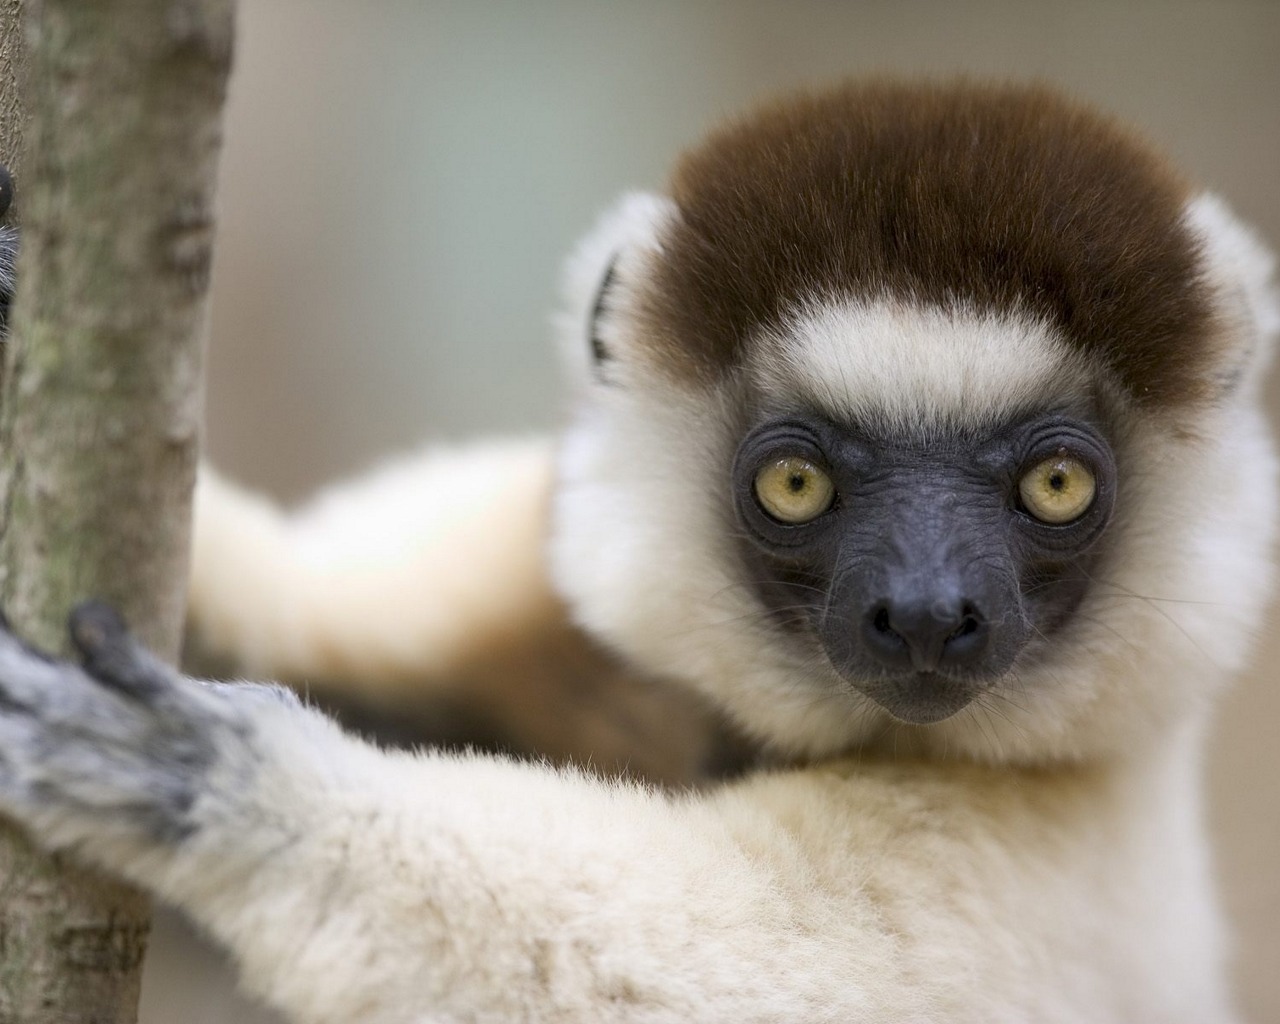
0, 602, 297, 862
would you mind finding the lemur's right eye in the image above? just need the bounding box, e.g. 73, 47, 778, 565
753, 457, 835, 524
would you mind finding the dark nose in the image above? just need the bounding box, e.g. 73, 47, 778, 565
862, 596, 989, 672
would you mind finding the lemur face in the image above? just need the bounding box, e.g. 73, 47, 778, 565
730, 407, 1117, 726
552, 81, 1278, 763
720, 291, 1127, 731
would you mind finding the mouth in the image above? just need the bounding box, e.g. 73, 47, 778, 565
854, 671, 988, 725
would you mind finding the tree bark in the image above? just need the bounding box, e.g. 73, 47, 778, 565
0, 0, 25, 208
0, 0, 234, 1020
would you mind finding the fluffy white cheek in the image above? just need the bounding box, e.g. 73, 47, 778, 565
549, 386, 870, 756
1120, 405, 1278, 685
550, 387, 741, 674
936, 404, 1279, 764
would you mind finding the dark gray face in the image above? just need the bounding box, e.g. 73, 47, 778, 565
731, 413, 1116, 725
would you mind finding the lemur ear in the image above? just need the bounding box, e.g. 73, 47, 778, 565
556, 192, 678, 390
1185, 193, 1280, 399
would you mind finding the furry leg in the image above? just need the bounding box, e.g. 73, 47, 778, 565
186, 441, 557, 687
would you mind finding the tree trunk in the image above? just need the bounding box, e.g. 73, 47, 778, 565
0, 0, 24, 205
0, 0, 234, 1020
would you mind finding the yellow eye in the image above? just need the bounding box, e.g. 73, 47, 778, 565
1019, 455, 1097, 524
753, 457, 835, 524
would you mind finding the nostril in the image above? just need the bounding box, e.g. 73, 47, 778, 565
861, 597, 989, 672
861, 603, 912, 669
946, 604, 982, 642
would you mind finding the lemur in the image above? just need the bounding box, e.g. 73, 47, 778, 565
0, 80, 1276, 1023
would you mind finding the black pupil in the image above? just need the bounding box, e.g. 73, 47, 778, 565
1049, 472, 1066, 492
788, 473, 806, 493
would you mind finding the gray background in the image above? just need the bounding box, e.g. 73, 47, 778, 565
141, 2, 1280, 1021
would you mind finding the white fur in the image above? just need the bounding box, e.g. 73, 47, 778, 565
149, 188, 1279, 1021
0, 656, 1240, 1023
755, 298, 1092, 439
554, 191, 677, 393
189, 437, 555, 697
1185, 192, 1280, 391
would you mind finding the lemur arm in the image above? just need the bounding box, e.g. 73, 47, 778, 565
187, 445, 735, 781
0, 606, 899, 1024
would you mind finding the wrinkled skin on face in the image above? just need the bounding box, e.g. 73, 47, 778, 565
731, 411, 1116, 724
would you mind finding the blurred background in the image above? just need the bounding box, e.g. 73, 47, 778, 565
141, 1, 1280, 1020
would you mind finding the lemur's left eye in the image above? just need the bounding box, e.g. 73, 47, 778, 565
1019, 455, 1096, 524
753, 457, 835, 524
